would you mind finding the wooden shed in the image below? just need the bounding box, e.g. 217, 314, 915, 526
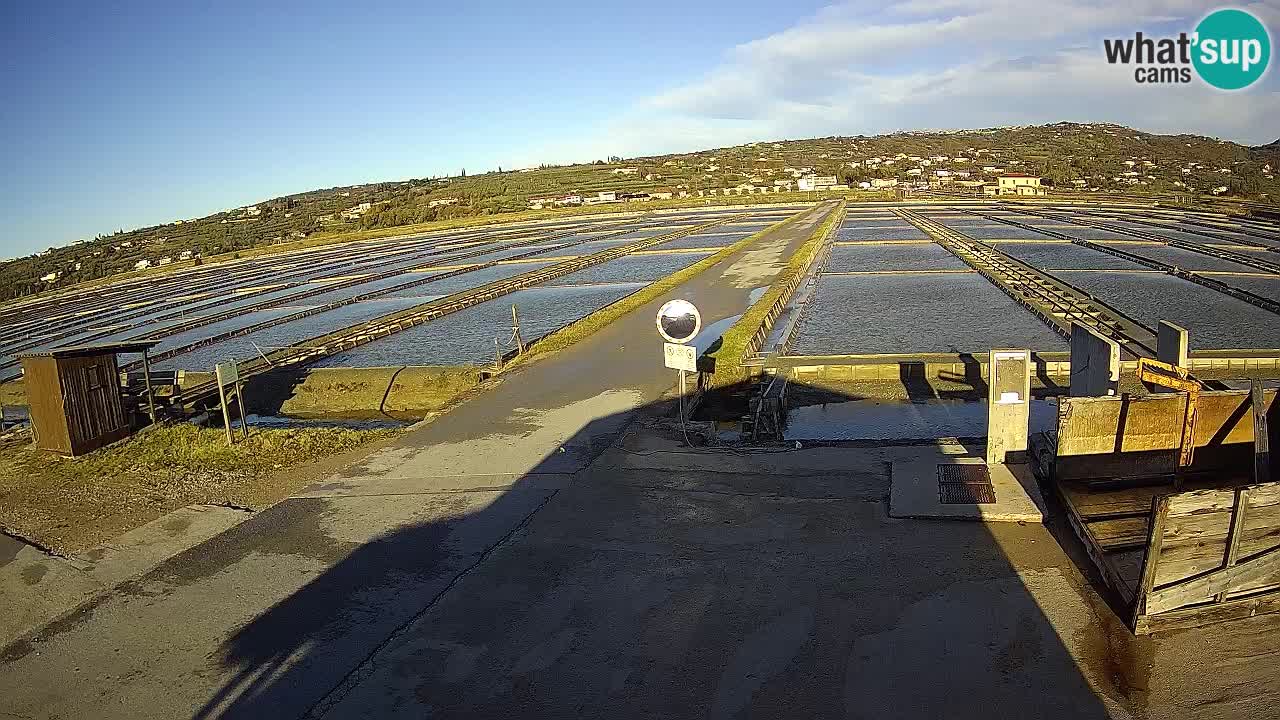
16, 341, 160, 457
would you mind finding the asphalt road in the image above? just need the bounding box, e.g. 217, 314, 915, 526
0, 203, 838, 719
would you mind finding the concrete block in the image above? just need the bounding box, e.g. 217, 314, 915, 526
987, 349, 1031, 466
889, 456, 1044, 522
1157, 321, 1189, 368
1069, 324, 1120, 397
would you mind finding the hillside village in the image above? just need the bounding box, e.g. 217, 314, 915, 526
4, 122, 1278, 303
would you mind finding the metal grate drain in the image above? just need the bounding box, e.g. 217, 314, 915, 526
938, 465, 996, 504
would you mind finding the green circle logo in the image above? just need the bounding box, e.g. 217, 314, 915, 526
1193, 8, 1271, 90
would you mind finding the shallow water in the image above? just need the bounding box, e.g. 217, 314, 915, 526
545, 253, 710, 286
381, 262, 556, 298
790, 273, 1068, 355
784, 398, 1058, 441
960, 226, 1056, 240
824, 243, 967, 272
657, 234, 740, 249
315, 283, 644, 367
1114, 244, 1261, 273
988, 242, 1145, 270
1054, 270, 1280, 348
836, 226, 930, 242
155, 297, 430, 371
1220, 275, 1280, 303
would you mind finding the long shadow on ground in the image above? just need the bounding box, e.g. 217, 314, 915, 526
177, 379, 1122, 719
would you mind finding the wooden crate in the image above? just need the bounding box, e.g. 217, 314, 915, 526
1034, 387, 1280, 633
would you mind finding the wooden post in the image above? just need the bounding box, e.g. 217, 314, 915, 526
235, 378, 248, 440
217, 377, 233, 446
1254, 380, 1271, 484
1215, 488, 1250, 603
1132, 495, 1170, 630
141, 349, 156, 423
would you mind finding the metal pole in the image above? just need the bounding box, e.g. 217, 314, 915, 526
235, 378, 248, 440
677, 369, 686, 421
217, 378, 234, 446
141, 349, 156, 423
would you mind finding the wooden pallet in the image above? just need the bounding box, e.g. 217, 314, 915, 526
1036, 386, 1280, 633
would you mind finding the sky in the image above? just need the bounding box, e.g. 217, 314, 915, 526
2, 0, 1278, 257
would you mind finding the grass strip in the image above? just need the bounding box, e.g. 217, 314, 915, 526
0, 422, 398, 553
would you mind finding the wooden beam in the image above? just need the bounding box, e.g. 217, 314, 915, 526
1136, 591, 1280, 634
1132, 495, 1171, 630
1256, 380, 1271, 485
1214, 487, 1249, 604
1146, 543, 1280, 615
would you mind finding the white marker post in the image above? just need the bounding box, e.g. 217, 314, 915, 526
656, 299, 702, 421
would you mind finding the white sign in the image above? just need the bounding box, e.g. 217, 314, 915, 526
664, 342, 697, 372
656, 299, 701, 344
215, 361, 239, 386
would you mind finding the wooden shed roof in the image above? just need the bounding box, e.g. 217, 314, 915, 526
16, 340, 161, 360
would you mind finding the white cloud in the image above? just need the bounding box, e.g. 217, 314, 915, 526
638, 0, 1280, 145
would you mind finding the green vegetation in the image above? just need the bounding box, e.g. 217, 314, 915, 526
0, 380, 23, 408
260, 366, 482, 418
0, 422, 397, 553
506, 213, 806, 367
709, 207, 844, 384
5, 121, 1278, 305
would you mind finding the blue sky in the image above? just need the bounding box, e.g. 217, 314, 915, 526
2, 1, 1277, 257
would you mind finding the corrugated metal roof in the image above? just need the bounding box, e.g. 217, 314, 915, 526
15, 340, 161, 359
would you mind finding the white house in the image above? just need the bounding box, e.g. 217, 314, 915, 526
134, 259, 152, 270
798, 175, 837, 191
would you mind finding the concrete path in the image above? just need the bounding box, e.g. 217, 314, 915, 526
314, 434, 1278, 720
0, 203, 837, 719
0, 505, 252, 650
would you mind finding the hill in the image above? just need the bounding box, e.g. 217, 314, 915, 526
3, 122, 1278, 304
